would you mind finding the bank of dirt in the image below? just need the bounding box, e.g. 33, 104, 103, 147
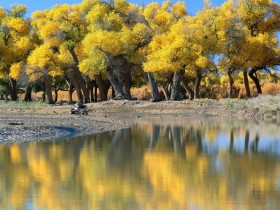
0, 99, 279, 144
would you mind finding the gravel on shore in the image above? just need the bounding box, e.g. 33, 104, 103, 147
0, 99, 279, 144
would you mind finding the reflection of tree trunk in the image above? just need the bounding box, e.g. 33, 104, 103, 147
182, 77, 194, 100
194, 70, 202, 99
107, 68, 126, 100
244, 129, 250, 153
251, 134, 259, 153
24, 83, 32, 102
147, 72, 161, 102
229, 128, 234, 153
44, 75, 54, 104
170, 70, 184, 101
171, 126, 185, 156
108, 129, 132, 167
243, 70, 251, 98
249, 67, 262, 95
149, 125, 160, 150
9, 78, 17, 101
196, 129, 203, 153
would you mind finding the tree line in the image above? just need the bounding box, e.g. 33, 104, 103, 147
0, 0, 279, 104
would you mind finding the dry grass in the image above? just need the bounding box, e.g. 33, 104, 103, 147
131, 85, 152, 100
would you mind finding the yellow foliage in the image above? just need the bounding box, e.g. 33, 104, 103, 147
0, 7, 6, 18
9, 62, 23, 80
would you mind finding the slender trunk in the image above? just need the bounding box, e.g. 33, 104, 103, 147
159, 85, 169, 100
9, 78, 17, 101
95, 74, 109, 101
170, 70, 184, 101
228, 71, 234, 98
24, 83, 32, 102
42, 82, 46, 102
93, 81, 98, 102
181, 77, 194, 100
194, 69, 202, 99
249, 67, 262, 95
107, 68, 126, 100
44, 75, 54, 104
243, 70, 251, 98
67, 70, 83, 103
147, 72, 161, 102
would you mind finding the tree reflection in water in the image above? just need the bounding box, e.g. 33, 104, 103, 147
0, 117, 280, 210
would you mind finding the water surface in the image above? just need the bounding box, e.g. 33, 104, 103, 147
0, 117, 280, 210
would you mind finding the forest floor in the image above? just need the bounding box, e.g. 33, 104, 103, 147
0, 96, 279, 144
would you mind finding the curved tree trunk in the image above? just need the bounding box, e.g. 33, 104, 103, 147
228, 71, 234, 98
9, 78, 17, 101
147, 72, 161, 102
69, 48, 90, 103
170, 70, 184, 101
181, 77, 194, 100
67, 70, 83, 103
249, 67, 262, 95
44, 75, 54, 104
243, 70, 251, 98
24, 83, 32, 102
107, 68, 126, 100
194, 69, 202, 99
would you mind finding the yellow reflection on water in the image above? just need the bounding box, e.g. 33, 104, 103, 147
0, 118, 280, 210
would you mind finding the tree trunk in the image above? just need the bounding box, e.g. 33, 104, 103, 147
228, 71, 234, 98
159, 85, 169, 100
67, 70, 83, 103
95, 74, 110, 101
42, 82, 46, 102
44, 76, 54, 104
69, 48, 90, 103
68, 84, 74, 104
181, 77, 194, 100
73, 68, 90, 103
107, 68, 126, 100
121, 69, 131, 99
194, 69, 202, 99
243, 70, 251, 98
9, 78, 17, 101
24, 83, 32, 102
170, 70, 184, 101
147, 72, 161, 102
249, 67, 262, 95
86, 78, 94, 102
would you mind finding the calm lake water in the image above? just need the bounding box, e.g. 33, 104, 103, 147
1, 117, 280, 210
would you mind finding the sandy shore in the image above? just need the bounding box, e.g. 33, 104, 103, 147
0, 99, 279, 144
